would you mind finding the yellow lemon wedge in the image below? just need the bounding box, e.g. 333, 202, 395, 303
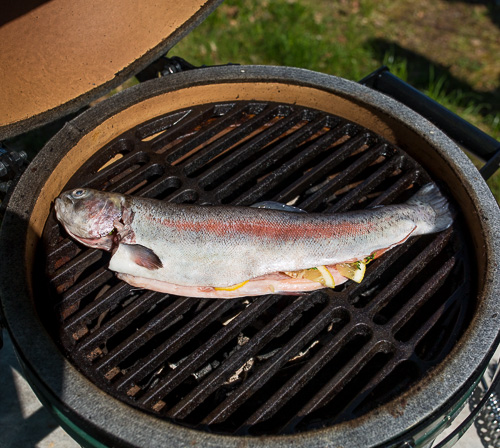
214, 280, 249, 291
336, 261, 366, 283
284, 265, 335, 288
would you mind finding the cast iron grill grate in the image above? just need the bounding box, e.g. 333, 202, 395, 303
38, 100, 474, 436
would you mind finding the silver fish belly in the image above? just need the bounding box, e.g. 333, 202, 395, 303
55, 184, 453, 292
109, 201, 413, 287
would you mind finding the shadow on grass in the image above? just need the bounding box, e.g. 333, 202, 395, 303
442, 0, 500, 29
369, 38, 500, 127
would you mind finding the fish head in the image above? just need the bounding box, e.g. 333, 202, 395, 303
54, 188, 123, 250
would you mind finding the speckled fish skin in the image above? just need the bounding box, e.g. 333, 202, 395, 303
54, 184, 453, 289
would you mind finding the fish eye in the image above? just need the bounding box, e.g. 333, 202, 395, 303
72, 189, 87, 199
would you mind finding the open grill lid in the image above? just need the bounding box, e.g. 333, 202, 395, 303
0, 0, 223, 140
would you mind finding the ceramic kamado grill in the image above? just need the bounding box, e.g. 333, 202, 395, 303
1, 2, 499, 447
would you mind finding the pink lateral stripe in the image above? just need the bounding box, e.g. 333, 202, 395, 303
145, 213, 377, 240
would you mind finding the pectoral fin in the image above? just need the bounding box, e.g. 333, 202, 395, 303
120, 243, 163, 270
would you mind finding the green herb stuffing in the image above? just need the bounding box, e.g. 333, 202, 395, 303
364, 254, 375, 264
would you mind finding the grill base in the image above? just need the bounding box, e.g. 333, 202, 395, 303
3, 65, 498, 448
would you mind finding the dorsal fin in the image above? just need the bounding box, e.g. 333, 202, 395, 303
251, 201, 306, 213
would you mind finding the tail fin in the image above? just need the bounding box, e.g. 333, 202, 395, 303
406, 183, 454, 232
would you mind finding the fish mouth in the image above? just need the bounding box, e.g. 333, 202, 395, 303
65, 226, 114, 251
54, 195, 77, 222
54, 197, 64, 221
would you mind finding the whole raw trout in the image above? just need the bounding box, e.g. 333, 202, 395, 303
54, 184, 453, 298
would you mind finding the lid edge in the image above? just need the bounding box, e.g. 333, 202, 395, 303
0, 0, 223, 141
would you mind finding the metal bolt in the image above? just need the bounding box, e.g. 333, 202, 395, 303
8, 150, 28, 166
0, 180, 12, 192
18, 150, 28, 161
0, 161, 7, 178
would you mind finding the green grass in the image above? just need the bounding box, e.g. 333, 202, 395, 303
174, 0, 378, 79
173, 0, 500, 201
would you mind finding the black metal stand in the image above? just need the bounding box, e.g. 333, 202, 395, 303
433, 361, 500, 448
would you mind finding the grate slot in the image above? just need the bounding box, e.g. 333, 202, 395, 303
182, 105, 290, 178
196, 110, 306, 192
130, 175, 183, 200
408, 286, 462, 351
366, 169, 421, 207
325, 154, 404, 213
269, 125, 362, 205
414, 284, 470, 362
50, 248, 104, 295
94, 297, 196, 375
297, 140, 386, 211
77, 148, 148, 191
346, 241, 427, 311
58, 267, 114, 320
162, 103, 249, 165
349, 359, 421, 418
202, 304, 348, 425
72, 138, 135, 186
165, 293, 327, 419
147, 107, 217, 153
242, 322, 371, 427
75, 290, 164, 354
45, 238, 82, 272
214, 116, 330, 204
63, 281, 133, 333
365, 229, 453, 317
392, 256, 457, 340
102, 161, 165, 195
137, 295, 281, 407
281, 340, 394, 433
136, 110, 193, 141
113, 298, 237, 393
234, 123, 356, 206
296, 350, 396, 431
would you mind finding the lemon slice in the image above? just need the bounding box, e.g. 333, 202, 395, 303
336, 261, 366, 283
316, 265, 335, 288
284, 265, 335, 288
214, 280, 249, 291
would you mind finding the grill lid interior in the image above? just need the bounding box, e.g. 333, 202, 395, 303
0, 0, 223, 140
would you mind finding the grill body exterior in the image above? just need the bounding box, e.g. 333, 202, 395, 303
1, 66, 499, 448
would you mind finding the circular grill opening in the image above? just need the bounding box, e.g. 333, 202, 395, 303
37, 100, 475, 436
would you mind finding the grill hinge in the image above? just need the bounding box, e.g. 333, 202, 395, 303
0, 144, 29, 219
136, 55, 240, 82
